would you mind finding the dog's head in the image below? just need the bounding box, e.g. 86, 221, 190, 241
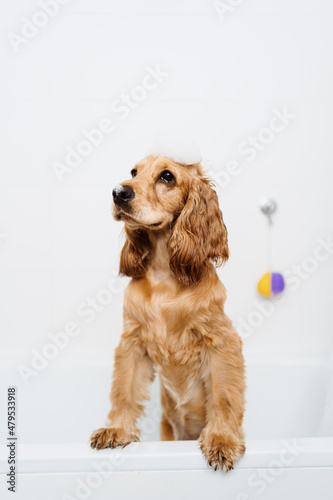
112, 155, 229, 286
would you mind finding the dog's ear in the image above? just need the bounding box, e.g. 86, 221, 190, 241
119, 227, 150, 278
168, 176, 229, 286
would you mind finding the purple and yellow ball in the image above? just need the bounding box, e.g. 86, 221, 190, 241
257, 272, 285, 297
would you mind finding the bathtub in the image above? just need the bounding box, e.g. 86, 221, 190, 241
0, 356, 333, 499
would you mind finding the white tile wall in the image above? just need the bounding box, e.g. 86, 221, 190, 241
51, 187, 118, 269
0, 102, 52, 186
1, 0, 332, 364
0, 272, 52, 357
0, 188, 51, 269
52, 271, 127, 357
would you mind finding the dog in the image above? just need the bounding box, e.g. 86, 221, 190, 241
90, 154, 246, 471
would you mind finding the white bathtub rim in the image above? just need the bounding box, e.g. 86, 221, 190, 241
0, 353, 329, 369
1, 438, 333, 474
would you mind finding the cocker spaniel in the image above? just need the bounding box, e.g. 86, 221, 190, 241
90, 154, 246, 472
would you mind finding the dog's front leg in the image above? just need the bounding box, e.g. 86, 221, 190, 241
200, 333, 246, 472
90, 330, 154, 450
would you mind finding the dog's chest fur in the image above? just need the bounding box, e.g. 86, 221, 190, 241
135, 237, 206, 424
143, 262, 201, 362
142, 266, 206, 435
123, 233, 227, 438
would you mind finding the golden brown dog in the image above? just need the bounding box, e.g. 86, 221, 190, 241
90, 154, 246, 471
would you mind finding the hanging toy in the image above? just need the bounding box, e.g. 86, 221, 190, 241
257, 272, 285, 297
257, 198, 285, 298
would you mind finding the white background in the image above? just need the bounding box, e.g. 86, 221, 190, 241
1, 0, 333, 371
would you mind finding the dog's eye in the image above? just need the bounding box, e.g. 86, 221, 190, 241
131, 169, 137, 178
159, 170, 175, 184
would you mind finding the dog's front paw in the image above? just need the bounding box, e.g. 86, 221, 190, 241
199, 429, 245, 472
90, 427, 140, 450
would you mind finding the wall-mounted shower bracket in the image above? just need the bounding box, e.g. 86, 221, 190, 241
259, 197, 277, 225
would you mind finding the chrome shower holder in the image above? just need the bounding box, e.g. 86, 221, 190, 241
259, 197, 277, 225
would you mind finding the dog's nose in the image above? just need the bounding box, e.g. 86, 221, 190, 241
112, 184, 135, 206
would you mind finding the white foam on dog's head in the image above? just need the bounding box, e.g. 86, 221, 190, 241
113, 184, 123, 194
148, 133, 202, 165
